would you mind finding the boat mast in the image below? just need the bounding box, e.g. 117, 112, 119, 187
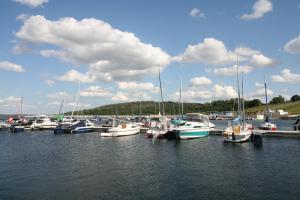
20, 96, 23, 119
158, 69, 165, 116
236, 55, 241, 122
241, 73, 246, 126
71, 81, 80, 120
264, 74, 270, 122
180, 75, 183, 117
58, 99, 64, 116
139, 99, 142, 116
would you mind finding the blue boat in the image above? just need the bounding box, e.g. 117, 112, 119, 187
67, 120, 95, 134
9, 125, 25, 133
173, 113, 210, 140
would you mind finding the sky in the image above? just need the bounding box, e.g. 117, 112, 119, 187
0, 0, 300, 114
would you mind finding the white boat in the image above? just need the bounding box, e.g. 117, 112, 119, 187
0, 120, 10, 131
258, 77, 277, 131
173, 113, 210, 140
224, 120, 252, 143
30, 115, 58, 130
223, 57, 252, 143
101, 122, 140, 137
258, 121, 277, 131
146, 115, 169, 139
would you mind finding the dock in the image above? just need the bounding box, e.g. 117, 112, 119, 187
253, 130, 300, 138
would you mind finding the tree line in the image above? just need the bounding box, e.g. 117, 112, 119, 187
67, 94, 299, 116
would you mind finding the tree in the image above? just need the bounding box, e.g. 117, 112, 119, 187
247, 99, 261, 108
291, 95, 300, 102
270, 95, 285, 104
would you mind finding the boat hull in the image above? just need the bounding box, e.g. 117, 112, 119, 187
175, 129, 209, 140
71, 127, 94, 134
9, 126, 25, 133
103, 127, 140, 137
224, 133, 251, 143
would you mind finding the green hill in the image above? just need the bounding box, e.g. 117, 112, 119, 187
71, 98, 288, 116
246, 101, 300, 115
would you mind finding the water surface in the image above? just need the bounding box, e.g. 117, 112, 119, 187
0, 129, 299, 200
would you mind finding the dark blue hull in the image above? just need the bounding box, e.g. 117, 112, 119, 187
71, 128, 93, 134
10, 126, 25, 133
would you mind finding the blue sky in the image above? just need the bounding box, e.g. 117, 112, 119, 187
0, 0, 300, 114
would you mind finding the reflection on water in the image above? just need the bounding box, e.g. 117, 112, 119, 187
0, 130, 299, 200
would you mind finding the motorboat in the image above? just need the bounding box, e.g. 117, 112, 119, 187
0, 120, 10, 131
9, 118, 25, 133
30, 115, 58, 130
67, 119, 95, 134
101, 120, 140, 137
173, 113, 210, 140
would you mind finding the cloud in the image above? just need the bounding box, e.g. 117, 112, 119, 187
271, 68, 300, 83
56, 69, 95, 83
0, 61, 25, 72
284, 35, 300, 54
79, 86, 112, 97
250, 54, 275, 67
247, 82, 273, 100
48, 91, 71, 100
213, 84, 237, 99
13, 0, 48, 8
16, 13, 30, 21
174, 38, 237, 65
190, 76, 212, 86
234, 47, 260, 57
170, 84, 237, 102
117, 81, 159, 93
16, 15, 170, 82
45, 79, 55, 86
189, 8, 205, 18
0, 96, 21, 107
241, 0, 273, 20
213, 65, 253, 76
111, 91, 152, 102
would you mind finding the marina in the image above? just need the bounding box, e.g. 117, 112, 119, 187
1, 0, 300, 199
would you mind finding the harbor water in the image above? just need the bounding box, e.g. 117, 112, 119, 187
0, 123, 299, 199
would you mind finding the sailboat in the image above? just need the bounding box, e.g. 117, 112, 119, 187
224, 58, 252, 143
146, 69, 169, 139
258, 77, 277, 131
9, 96, 25, 133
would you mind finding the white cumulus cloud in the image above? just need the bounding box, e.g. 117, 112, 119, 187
247, 82, 273, 100
13, 0, 48, 8
189, 8, 205, 18
56, 69, 95, 83
117, 81, 159, 93
271, 68, 300, 83
234, 47, 260, 57
190, 76, 212, 86
79, 86, 112, 97
213, 65, 253, 76
241, 0, 273, 20
250, 54, 275, 67
284, 35, 300, 54
15, 15, 170, 82
0, 61, 25, 72
174, 38, 237, 65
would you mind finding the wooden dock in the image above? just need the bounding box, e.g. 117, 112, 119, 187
253, 130, 300, 138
